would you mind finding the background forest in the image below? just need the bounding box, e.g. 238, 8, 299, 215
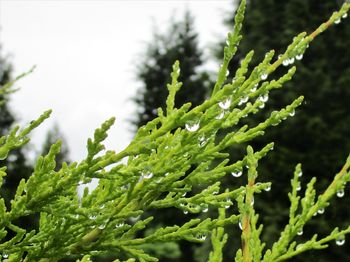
1, 0, 349, 261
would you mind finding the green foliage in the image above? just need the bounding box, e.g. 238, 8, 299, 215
219, 0, 350, 261
0, 1, 350, 261
41, 124, 70, 171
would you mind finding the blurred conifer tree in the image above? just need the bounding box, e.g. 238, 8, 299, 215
0, 47, 36, 234
133, 11, 211, 129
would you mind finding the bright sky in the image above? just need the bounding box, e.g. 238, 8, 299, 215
0, 0, 233, 162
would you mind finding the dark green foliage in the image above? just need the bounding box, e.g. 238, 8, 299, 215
220, 1, 350, 261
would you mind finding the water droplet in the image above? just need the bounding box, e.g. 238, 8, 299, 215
164, 172, 169, 177
296, 183, 301, 191
264, 185, 271, 192
317, 207, 325, 214
176, 68, 180, 74
239, 220, 242, 230
296, 54, 303, 60
185, 122, 200, 132
226, 70, 230, 77
335, 18, 341, 24
251, 85, 257, 93
202, 207, 208, 213
288, 58, 295, 64
238, 96, 249, 105
99, 204, 105, 209
282, 59, 289, 66
258, 102, 265, 109
342, 13, 348, 19
3, 254, 8, 259
182, 192, 187, 197
89, 215, 97, 220
183, 210, 188, 215
250, 197, 255, 206
261, 73, 268, 80
259, 94, 269, 103
215, 111, 225, 120
142, 172, 153, 179
298, 170, 303, 177
231, 170, 243, 178
98, 223, 106, 229
218, 98, 231, 110
336, 188, 345, 198
297, 229, 303, 236
225, 198, 231, 209
289, 110, 295, 117
336, 236, 345, 246
196, 233, 207, 241
130, 216, 140, 222
199, 136, 208, 147
116, 222, 124, 228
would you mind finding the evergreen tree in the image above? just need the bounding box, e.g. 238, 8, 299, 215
133, 10, 210, 129
133, 11, 211, 261
0, 47, 35, 232
216, 1, 350, 261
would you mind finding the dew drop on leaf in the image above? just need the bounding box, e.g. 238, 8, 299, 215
297, 229, 303, 236
296, 183, 301, 191
336, 235, 345, 246
238, 96, 249, 105
264, 185, 271, 192
296, 54, 303, 60
143, 172, 153, 179
185, 122, 200, 132
239, 220, 242, 230
196, 233, 207, 241
298, 170, 303, 177
259, 94, 269, 103
231, 170, 243, 178
218, 99, 231, 110
261, 73, 268, 80
215, 111, 225, 120
98, 224, 106, 230
336, 188, 345, 198
335, 18, 341, 24
317, 207, 325, 214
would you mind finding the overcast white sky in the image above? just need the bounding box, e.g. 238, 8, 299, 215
0, 0, 233, 162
